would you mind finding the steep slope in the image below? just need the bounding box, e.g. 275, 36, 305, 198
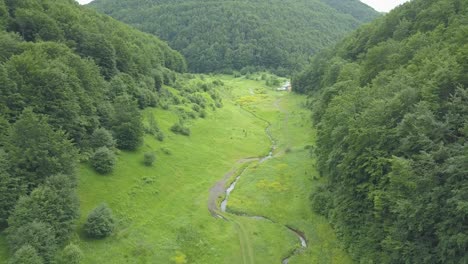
294, 0, 467, 263
0, 0, 207, 262
89, 0, 379, 74
0, 0, 186, 146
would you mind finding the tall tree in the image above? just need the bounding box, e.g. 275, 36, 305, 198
7, 174, 79, 244
6, 108, 77, 189
112, 95, 143, 150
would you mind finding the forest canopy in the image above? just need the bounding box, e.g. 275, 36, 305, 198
89, 0, 379, 74
293, 0, 467, 262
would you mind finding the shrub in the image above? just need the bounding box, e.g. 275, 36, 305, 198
58, 244, 83, 264
58, 243, 83, 264
192, 104, 201, 113
90, 147, 116, 174
114, 122, 143, 150
9, 244, 43, 264
212, 79, 224, 86
161, 148, 172, 155
143, 152, 156, 166
310, 186, 331, 216
90, 128, 115, 149
84, 204, 115, 239
199, 110, 207, 119
170, 122, 191, 136
156, 131, 165, 142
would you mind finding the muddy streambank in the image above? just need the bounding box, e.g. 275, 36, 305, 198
208, 99, 308, 263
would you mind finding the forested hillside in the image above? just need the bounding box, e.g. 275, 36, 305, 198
294, 0, 467, 263
89, 0, 379, 74
0, 0, 220, 262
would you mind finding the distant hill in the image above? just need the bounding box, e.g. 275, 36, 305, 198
89, 0, 379, 74
319, 0, 378, 22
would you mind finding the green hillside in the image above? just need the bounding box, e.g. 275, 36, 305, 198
0, 0, 216, 262
294, 0, 467, 262
89, 0, 379, 74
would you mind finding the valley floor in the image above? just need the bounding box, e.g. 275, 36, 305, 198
0, 75, 351, 263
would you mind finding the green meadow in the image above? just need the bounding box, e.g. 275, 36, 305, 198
0, 75, 350, 263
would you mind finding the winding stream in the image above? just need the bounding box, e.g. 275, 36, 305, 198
209, 99, 308, 263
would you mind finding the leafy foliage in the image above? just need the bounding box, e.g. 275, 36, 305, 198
58, 243, 83, 264
143, 152, 156, 167
171, 122, 191, 136
6, 109, 77, 190
90, 147, 116, 174
8, 244, 44, 264
0, 0, 187, 261
111, 95, 143, 150
0, 149, 22, 228
90, 0, 379, 73
0, 0, 185, 149
90, 128, 115, 150
294, 0, 468, 263
84, 203, 115, 239
7, 174, 80, 245
7, 221, 58, 263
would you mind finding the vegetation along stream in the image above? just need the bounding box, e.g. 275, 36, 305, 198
209, 97, 307, 263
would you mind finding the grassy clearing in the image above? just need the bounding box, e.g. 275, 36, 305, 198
75, 75, 301, 263
0, 74, 350, 263
226, 88, 353, 263
76, 92, 271, 263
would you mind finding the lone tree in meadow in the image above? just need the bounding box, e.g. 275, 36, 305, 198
84, 203, 115, 239
143, 152, 156, 166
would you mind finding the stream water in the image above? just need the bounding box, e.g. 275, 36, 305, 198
217, 117, 308, 263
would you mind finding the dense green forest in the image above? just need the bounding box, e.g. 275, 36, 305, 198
0, 0, 224, 262
294, 0, 467, 262
1, 0, 466, 263
89, 0, 378, 74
